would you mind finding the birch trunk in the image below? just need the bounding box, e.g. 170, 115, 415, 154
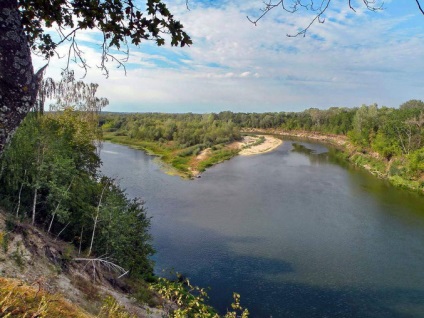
48, 177, 75, 233
15, 169, 27, 218
32, 188, 37, 225
88, 184, 107, 257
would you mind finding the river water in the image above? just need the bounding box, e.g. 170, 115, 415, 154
100, 140, 424, 318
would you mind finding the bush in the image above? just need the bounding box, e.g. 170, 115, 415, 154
152, 276, 249, 318
407, 149, 424, 177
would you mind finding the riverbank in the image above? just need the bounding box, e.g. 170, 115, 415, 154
104, 130, 423, 193
244, 128, 424, 194
103, 133, 238, 178
103, 133, 283, 178
0, 209, 165, 318
242, 128, 349, 149
100, 140, 424, 317
235, 135, 283, 156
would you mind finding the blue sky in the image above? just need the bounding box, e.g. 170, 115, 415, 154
33, 0, 424, 113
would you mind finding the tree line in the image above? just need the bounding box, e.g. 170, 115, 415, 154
102, 99, 424, 184
101, 112, 241, 149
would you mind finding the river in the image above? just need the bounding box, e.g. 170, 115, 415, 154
100, 139, 424, 318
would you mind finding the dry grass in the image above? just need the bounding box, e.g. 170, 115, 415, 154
0, 277, 92, 318
70, 274, 101, 302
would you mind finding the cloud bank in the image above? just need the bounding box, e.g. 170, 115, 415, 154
33, 0, 424, 113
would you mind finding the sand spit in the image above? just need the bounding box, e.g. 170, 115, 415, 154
237, 135, 283, 156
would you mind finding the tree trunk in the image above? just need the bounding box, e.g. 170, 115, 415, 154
0, 1, 45, 157
32, 188, 37, 225
55, 222, 70, 241
48, 177, 74, 233
79, 226, 84, 255
88, 184, 107, 257
16, 169, 27, 218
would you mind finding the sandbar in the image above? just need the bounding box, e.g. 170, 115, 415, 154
236, 135, 283, 156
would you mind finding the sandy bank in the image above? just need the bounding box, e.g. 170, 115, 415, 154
242, 128, 349, 148
187, 135, 282, 177
236, 135, 283, 156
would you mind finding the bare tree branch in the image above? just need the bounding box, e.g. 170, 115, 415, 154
74, 257, 129, 282
288, 0, 331, 37
416, 0, 424, 15
247, 0, 386, 37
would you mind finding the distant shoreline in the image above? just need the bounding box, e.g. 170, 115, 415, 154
103, 133, 283, 179
243, 128, 424, 195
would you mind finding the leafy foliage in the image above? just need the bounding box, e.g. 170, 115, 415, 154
101, 112, 242, 177
101, 112, 241, 148
19, 0, 192, 74
0, 110, 154, 278
153, 276, 249, 318
101, 99, 424, 189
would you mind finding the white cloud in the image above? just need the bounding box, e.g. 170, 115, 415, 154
33, 0, 424, 113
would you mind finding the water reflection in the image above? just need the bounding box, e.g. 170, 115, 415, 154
100, 141, 424, 318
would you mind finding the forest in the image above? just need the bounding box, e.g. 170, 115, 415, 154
0, 110, 155, 280
2, 0, 423, 316
0, 74, 250, 317
101, 99, 424, 191
0, 96, 422, 316
101, 112, 242, 176
0, 70, 158, 283
0, 109, 253, 317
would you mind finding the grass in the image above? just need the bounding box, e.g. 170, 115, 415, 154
388, 175, 422, 191
105, 131, 423, 193
97, 296, 136, 318
0, 277, 92, 318
10, 247, 25, 271
349, 151, 424, 193
0, 277, 140, 318
103, 132, 240, 178
71, 275, 101, 302
103, 133, 174, 158
0, 231, 8, 253
170, 156, 191, 172
241, 136, 265, 150
197, 149, 239, 172
351, 153, 386, 176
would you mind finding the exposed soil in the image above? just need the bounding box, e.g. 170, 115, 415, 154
0, 210, 164, 317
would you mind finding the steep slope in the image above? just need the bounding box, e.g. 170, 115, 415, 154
0, 210, 164, 317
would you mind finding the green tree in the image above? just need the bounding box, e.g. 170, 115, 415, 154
2, 1, 424, 156
93, 182, 154, 277
348, 104, 379, 147
0, 108, 155, 277
0, 0, 191, 157
399, 99, 424, 111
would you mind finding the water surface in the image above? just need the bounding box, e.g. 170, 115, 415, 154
100, 140, 424, 318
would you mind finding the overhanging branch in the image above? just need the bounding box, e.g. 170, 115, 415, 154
247, 0, 386, 37
416, 0, 424, 15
